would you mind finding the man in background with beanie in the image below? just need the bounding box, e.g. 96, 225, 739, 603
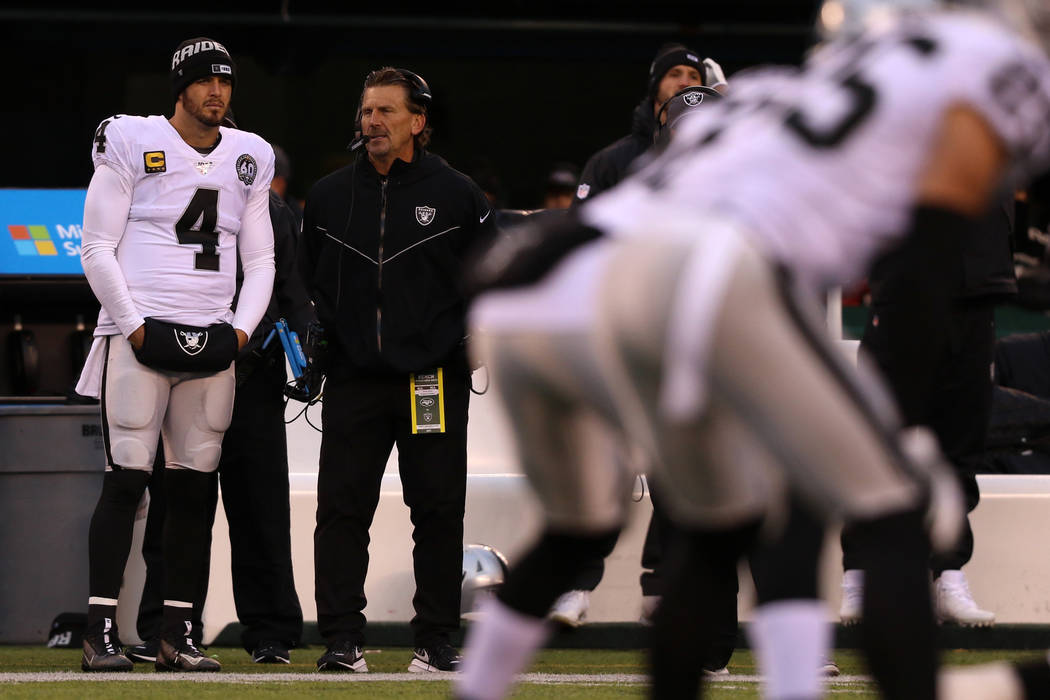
75, 36, 275, 672
270, 144, 303, 226
300, 66, 496, 674
571, 42, 726, 207
550, 43, 728, 637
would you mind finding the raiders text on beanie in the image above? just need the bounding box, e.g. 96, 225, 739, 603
170, 37, 237, 102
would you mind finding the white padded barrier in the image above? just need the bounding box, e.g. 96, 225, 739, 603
114, 354, 1050, 642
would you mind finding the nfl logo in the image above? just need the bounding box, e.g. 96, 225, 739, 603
684, 91, 704, 107
416, 206, 436, 226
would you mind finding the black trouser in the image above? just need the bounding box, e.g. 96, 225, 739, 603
639, 480, 678, 598
137, 361, 303, 651
649, 520, 761, 700
650, 494, 827, 677
749, 495, 824, 605
314, 370, 469, 649
566, 529, 618, 591
214, 360, 303, 651
923, 302, 994, 573
843, 300, 994, 572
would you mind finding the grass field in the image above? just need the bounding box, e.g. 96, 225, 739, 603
1, 646, 1045, 698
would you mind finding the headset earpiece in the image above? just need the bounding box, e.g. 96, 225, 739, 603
397, 69, 432, 109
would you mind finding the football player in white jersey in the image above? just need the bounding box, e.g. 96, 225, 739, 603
75, 37, 275, 673
456, 3, 1050, 699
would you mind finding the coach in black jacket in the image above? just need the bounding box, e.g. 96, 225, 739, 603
300, 67, 496, 674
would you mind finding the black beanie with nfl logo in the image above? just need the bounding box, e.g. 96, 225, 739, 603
170, 37, 237, 102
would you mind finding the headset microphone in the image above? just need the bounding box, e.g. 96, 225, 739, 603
347, 133, 371, 152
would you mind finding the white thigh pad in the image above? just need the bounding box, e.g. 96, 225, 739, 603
103, 336, 167, 470
163, 367, 235, 473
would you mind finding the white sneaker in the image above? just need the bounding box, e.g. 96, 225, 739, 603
639, 595, 660, 626
703, 666, 729, 677
934, 570, 995, 627
839, 569, 863, 626
548, 590, 589, 627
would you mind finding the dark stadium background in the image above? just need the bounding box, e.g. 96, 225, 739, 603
1, 1, 821, 208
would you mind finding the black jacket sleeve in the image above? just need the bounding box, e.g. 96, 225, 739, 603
298, 189, 320, 297
470, 181, 500, 253
270, 194, 316, 340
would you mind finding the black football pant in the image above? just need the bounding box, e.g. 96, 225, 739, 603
639, 480, 678, 598
314, 371, 469, 649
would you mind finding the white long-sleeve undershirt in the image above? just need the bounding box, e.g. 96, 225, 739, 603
80, 163, 275, 340
81, 164, 142, 338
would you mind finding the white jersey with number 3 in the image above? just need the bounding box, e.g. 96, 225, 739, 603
584, 11, 1050, 291
89, 114, 275, 332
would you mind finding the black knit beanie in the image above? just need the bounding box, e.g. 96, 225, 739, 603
647, 43, 703, 98
170, 37, 237, 102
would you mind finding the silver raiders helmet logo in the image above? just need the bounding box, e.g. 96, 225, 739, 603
176, 329, 209, 355
416, 206, 436, 226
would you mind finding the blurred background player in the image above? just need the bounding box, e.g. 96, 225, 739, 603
269, 144, 303, 226
571, 42, 726, 208
541, 162, 579, 210
76, 37, 275, 672
457, 2, 1050, 699
551, 41, 729, 639
838, 196, 1015, 628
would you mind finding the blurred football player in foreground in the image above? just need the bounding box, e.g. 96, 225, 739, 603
457, 1, 1050, 698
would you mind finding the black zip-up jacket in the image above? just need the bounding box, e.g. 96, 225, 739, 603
871, 197, 1018, 305
571, 97, 658, 207
300, 150, 496, 376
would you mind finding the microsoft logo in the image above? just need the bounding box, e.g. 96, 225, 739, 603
8, 225, 58, 256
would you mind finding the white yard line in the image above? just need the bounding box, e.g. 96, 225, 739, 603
0, 671, 873, 685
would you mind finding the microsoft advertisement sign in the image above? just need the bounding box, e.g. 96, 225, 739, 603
0, 190, 88, 276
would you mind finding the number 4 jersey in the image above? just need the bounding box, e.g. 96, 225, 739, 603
87, 114, 275, 334
583, 10, 1050, 292
75, 114, 275, 398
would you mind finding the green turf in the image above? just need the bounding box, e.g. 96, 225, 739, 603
1, 645, 1045, 698
0, 683, 651, 699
